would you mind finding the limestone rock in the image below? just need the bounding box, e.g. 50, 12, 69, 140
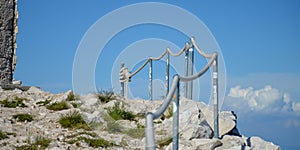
0, 88, 280, 149
27, 86, 44, 94
248, 136, 280, 150
191, 138, 222, 150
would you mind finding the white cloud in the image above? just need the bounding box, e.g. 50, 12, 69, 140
292, 102, 300, 115
227, 85, 283, 112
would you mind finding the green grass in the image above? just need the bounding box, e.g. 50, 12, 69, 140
107, 102, 135, 121
106, 121, 123, 133
59, 111, 90, 130
96, 89, 115, 103
65, 132, 114, 148
160, 105, 173, 120
66, 131, 97, 139
46, 101, 69, 111
124, 128, 145, 139
157, 137, 172, 148
16, 136, 51, 150
0, 97, 27, 108
0, 130, 8, 140
71, 102, 79, 108
78, 137, 114, 148
66, 91, 78, 101
36, 100, 50, 106
13, 113, 33, 122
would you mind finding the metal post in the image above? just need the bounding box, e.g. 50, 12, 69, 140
188, 48, 194, 99
145, 112, 155, 150
184, 50, 189, 98
120, 63, 125, 97
213, 55, 219, 138
172, 75, 180, 150
166, 52, 170, 96
125, 80, 129, 99
149, 59, 153, 101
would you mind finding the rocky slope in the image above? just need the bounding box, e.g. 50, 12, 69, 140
0, 87, 280, 150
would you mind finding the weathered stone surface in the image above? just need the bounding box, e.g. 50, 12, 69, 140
192, 138, 222, 150
0, 0, 18, 85
248, 136, 280, 150
0, 89, 280, 149
215, 135, 248, 150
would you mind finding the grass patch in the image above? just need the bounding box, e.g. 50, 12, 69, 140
13, 113, 33, 122
66, 91, 78, 101
0, 97, 27, 108
157, 136, 172, 148
160, 105, 173, 120
66, 131, 97, 139
96, 89, 115, 103
0, 130, 8, 140
46, 101, 69, 111
65, 135, 114, 148
124, 128, 145, 139
59, 111, 90, 130
36, 100, 50, 106
71, 102, 79, 108
107, 102, 135, 121
106, 121, 123, 133
16, 136, 51, 150
78, 137, 114, 148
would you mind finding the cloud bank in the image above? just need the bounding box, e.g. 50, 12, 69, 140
225, 85, 299, 115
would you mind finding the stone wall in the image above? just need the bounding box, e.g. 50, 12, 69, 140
0, 0, 18, 85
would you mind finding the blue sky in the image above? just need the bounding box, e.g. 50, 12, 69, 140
15, 1, 300, 149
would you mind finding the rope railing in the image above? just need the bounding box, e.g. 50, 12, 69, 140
119, 37, 219, 149
145, 52, 218, 150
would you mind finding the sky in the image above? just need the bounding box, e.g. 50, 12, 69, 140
15, 1, 300, 149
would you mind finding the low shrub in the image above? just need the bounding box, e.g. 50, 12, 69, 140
107, 102, 135, 121
59, 111, 89, 130
0, 97, 27, 108
78, 137, 114, 148
66, 91, 77, 101
96, 89, 115, 103
16, 136, 51, 150
13, 113, 33, 122
71, 102, 79, 108
0, 130, 8, 140
46, 101, 69, 111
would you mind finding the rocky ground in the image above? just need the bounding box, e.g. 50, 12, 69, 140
0, 86, 280, 150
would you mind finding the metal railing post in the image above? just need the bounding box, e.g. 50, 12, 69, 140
172, 75, 180, 150
213, 55, 219, 138
166, 52, 170, 96
188, 47, 194, 99
149, 59, 153, 101
184, 50, 189, 98
125, 80, 129, 99
145, 112, 155, 150
120, 63, 125, 97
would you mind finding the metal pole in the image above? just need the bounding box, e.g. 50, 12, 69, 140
149, 59, 153, 101
120, 63, 125, 97
188, 48, 194, 99
213, 55, 219, 138
184, 50, 189, 98
172, 75, 180, 150
166, 52, 170, 97
145, 112, 155, 150
125, 80, 129, 99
